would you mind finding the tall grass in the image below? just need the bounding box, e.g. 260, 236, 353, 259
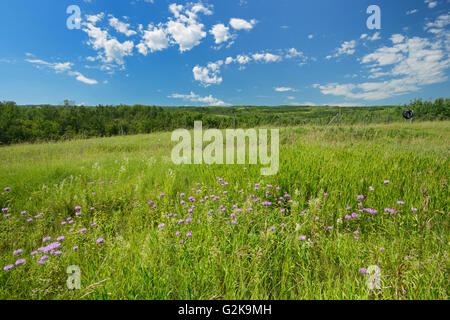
0, 121, 448, 299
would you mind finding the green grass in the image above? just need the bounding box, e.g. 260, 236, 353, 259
0, 121, 448, 300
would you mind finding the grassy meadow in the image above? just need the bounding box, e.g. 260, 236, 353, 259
0, 121, 448, 300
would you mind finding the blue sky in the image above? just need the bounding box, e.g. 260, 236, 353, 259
0, 0, 449, 106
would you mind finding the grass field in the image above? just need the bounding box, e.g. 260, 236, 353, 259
0, 121, 448, 300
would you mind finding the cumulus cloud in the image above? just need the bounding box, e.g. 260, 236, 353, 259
209, 23, 232, 44
80, 3, 258, 65
193, 63, 223, 86
109, 16, 137, 37
229, 18, 257, 30
165, 3, 212, 52
137, 23, 169, 55
193, 48, 307, 86
316, 32, 449, 100
326, 40, 356, 59
168, 91, 229, 106
82, 13, 134, 66
252, 53, 282, 63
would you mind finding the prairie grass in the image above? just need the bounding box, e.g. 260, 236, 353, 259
0, 121, 448, 300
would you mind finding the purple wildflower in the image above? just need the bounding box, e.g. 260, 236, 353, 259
3, 264, 14, 271
15, 259, 26, 266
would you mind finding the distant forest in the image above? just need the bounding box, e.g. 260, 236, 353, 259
0, 98, 448, 145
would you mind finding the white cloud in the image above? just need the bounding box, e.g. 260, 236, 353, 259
69, 71, 99, 85
327, 40, 356, 59
406, 9, 418, 15
225, 57, 234, 64
26, 57, 98, 85
424, 0, 438, 9
166, 3, 212, 52
193, 65, 223, 86
424, 13, 450, 34
168, 91, 229, 106
390, 34, 405, 44
109, 16, 137, 37
130, 0, 154, 4
82, 13, 134, 66
368, 32, 381, 41
229, 18, 257, 30
360, 32, 381, 42
235, 54, 251, 65
285, 48, 308, 65
317, 34, 449, 100
137, 24, 169, 55
81, 3, 258, 63
274, 87, 296, 92
252, 53, 282, 63
209, 24, 231, 44
193, 48, 307, 86
25, 59, 73, 73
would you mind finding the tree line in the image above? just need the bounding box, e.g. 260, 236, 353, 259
0, 98, 448, 145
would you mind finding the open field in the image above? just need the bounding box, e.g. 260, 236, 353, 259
0, 121, 448, 299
